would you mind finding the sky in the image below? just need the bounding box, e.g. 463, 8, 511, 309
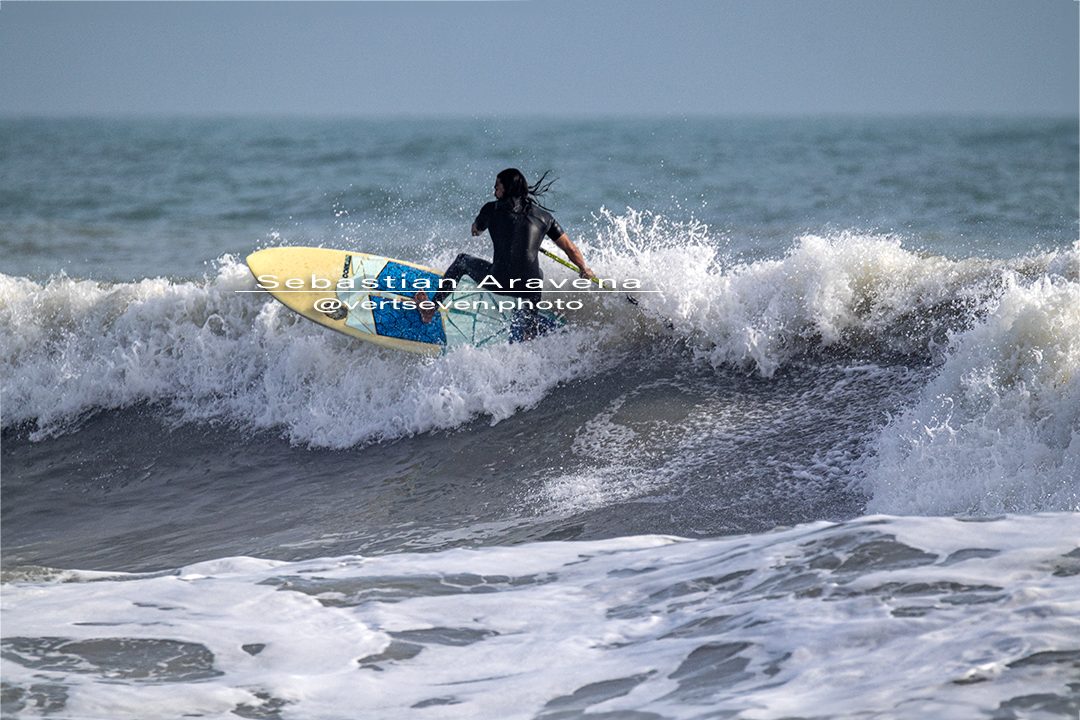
0, 0, 1077, 117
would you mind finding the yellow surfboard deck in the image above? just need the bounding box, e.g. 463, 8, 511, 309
247, 247, 558, 355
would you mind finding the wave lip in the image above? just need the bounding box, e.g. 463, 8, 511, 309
625, 231, 1077, 377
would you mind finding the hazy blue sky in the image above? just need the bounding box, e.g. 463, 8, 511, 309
1, 0, 1076, 116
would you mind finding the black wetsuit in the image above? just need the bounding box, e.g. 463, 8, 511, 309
433, 198, 565, 305
476, 198, 565, 301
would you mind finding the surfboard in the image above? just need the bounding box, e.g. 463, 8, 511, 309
246, 247, 560, 355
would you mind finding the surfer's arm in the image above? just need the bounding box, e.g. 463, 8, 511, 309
472, 202, 494, 237
553, 234, 595, 280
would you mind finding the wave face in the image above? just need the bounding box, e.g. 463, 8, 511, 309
3, 515, 1078, 719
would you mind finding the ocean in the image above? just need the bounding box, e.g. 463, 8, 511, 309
1, 116, 1078, 719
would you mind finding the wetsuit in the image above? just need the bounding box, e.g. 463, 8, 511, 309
432, 198, 565, 341
474, 197, 565, 302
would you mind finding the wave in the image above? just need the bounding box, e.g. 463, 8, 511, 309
2, 222, 1076, 463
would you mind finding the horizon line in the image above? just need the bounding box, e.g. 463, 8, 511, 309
2, 110, 1077, 121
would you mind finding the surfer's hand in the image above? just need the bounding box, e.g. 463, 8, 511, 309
579, 266, 596, 281
471, 223, 480, 236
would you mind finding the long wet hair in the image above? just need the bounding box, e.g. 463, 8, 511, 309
497, 168, 556, 212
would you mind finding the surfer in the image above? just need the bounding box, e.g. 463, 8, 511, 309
417, 168, 595, 341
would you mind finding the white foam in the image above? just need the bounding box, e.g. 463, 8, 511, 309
857, 275, 1080, 514
3, 515, 1077, 719
539, 389, 672, 513
0, 257, 620, 447
567, 213, 1073, 374
629, 231, 1074, 377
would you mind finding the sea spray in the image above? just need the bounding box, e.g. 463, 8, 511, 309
578, 219, 1077, 376
857, 274, 1080, 514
